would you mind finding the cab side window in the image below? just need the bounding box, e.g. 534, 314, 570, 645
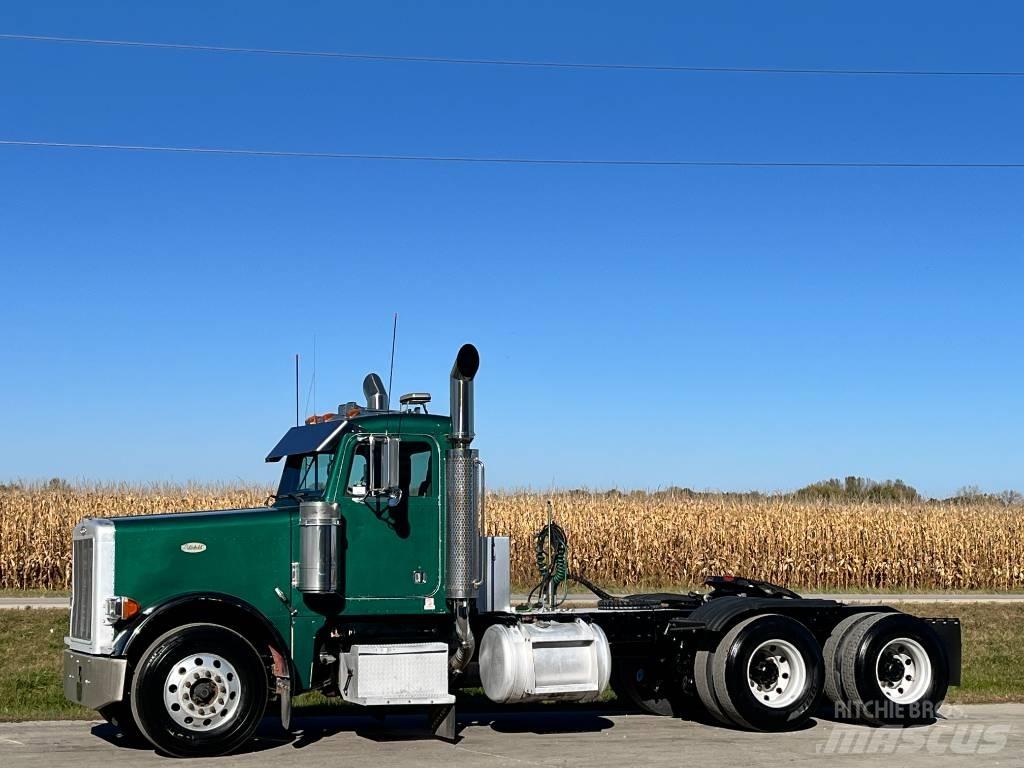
345, 439, 433, 497
403, 442, 433, 497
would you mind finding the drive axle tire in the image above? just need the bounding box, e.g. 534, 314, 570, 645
822, 612, 882, 710
130, 623, 269, 758
839, 613, 949, 726
694, 649, 732, 725
611, 660, 684, 716
711, 614, 825, 731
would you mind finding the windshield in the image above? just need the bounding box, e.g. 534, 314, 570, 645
276, 451, 336, 500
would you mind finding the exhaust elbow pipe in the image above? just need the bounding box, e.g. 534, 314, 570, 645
362, 373, 388, 411
449, 344, 479, 447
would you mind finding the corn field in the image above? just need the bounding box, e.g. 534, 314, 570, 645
2, 485, 1022, 592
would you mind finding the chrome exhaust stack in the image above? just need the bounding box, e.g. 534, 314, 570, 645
446, 344, 480, 603
362, 373, 389, 411
449, 344, 479, 446
446, 344, 481, 671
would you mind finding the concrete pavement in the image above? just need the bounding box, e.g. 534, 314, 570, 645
0, 704, 1020, 767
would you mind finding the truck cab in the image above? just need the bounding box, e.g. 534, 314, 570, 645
271, 412, 451, 610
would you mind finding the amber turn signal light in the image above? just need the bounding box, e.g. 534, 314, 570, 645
105, 596, 141, 622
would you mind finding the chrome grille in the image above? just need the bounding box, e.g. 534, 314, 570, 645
71, 537, 94, 641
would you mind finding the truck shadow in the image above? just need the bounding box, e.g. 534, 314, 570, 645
89, 704, 624, 755
268, 708, 619, 749
99, 703, 913, 756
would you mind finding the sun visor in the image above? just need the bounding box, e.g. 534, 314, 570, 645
265, 420, 347, 462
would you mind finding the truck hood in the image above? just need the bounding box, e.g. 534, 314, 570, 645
107, 506, 294, 623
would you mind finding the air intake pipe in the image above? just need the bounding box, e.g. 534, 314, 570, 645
362, 373, 389, 411
446, 345, 480, 673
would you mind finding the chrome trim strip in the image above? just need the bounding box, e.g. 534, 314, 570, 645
315, 420, 348, 453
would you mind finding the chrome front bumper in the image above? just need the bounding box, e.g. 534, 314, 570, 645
63, 649, 127, 710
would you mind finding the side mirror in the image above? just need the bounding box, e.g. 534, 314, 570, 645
365, 434, 402, 507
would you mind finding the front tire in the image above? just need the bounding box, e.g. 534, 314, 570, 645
130, 623, 269, 757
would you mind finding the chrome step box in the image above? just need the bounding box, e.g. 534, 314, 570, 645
339, 642, 455, 706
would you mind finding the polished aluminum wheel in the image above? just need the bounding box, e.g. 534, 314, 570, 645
875, 637, 932, 704
162, 652, 242, 732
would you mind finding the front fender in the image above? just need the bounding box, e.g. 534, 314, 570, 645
113, 592, 293, 683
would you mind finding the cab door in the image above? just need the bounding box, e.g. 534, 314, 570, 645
334, 432, 443, 607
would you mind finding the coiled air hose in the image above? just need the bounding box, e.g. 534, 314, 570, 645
523, 522, 613, 608
521, 520, 703, 611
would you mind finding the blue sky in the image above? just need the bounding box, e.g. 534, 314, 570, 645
1, 2, 1021, 496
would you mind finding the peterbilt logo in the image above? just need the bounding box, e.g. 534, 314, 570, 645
180, 542, 207, 553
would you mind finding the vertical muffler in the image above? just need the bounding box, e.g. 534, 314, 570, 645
446, 344, 480, 601
446, 448, 479, 600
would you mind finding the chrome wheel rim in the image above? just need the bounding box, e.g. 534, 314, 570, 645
747, 638, 807, 709
876, 637, 932, 704
163, 652, 242, 732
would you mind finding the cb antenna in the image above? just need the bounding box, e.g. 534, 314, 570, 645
294, 353, 300, 426
387, 313, 398, 403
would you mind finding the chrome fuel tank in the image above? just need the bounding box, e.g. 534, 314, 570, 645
479, 618, 611, 704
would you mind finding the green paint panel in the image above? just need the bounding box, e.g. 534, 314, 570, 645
305, 412, 452, 618
112, 507, 295, 657
326, 431, 444, 610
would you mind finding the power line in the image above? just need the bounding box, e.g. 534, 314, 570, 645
2, 32, 1024, 78
2, 139, 1023, 169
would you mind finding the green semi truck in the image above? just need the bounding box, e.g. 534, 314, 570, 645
64, 344, 961, 757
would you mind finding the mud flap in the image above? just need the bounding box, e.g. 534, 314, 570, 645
277, 676, 292, 730
270, 645, 293, 731
428, 703, 456, 742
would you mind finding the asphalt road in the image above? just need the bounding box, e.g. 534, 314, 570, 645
3, 593, 1024, 610
0, 704, 1020, 767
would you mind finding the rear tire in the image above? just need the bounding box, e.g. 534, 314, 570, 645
711, 614, 824, 731
694, 649, 732, 725
839, 613, 948, 726
130, 623, 269, 758
611, 660, 684, 716
822, 612, 882, 711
